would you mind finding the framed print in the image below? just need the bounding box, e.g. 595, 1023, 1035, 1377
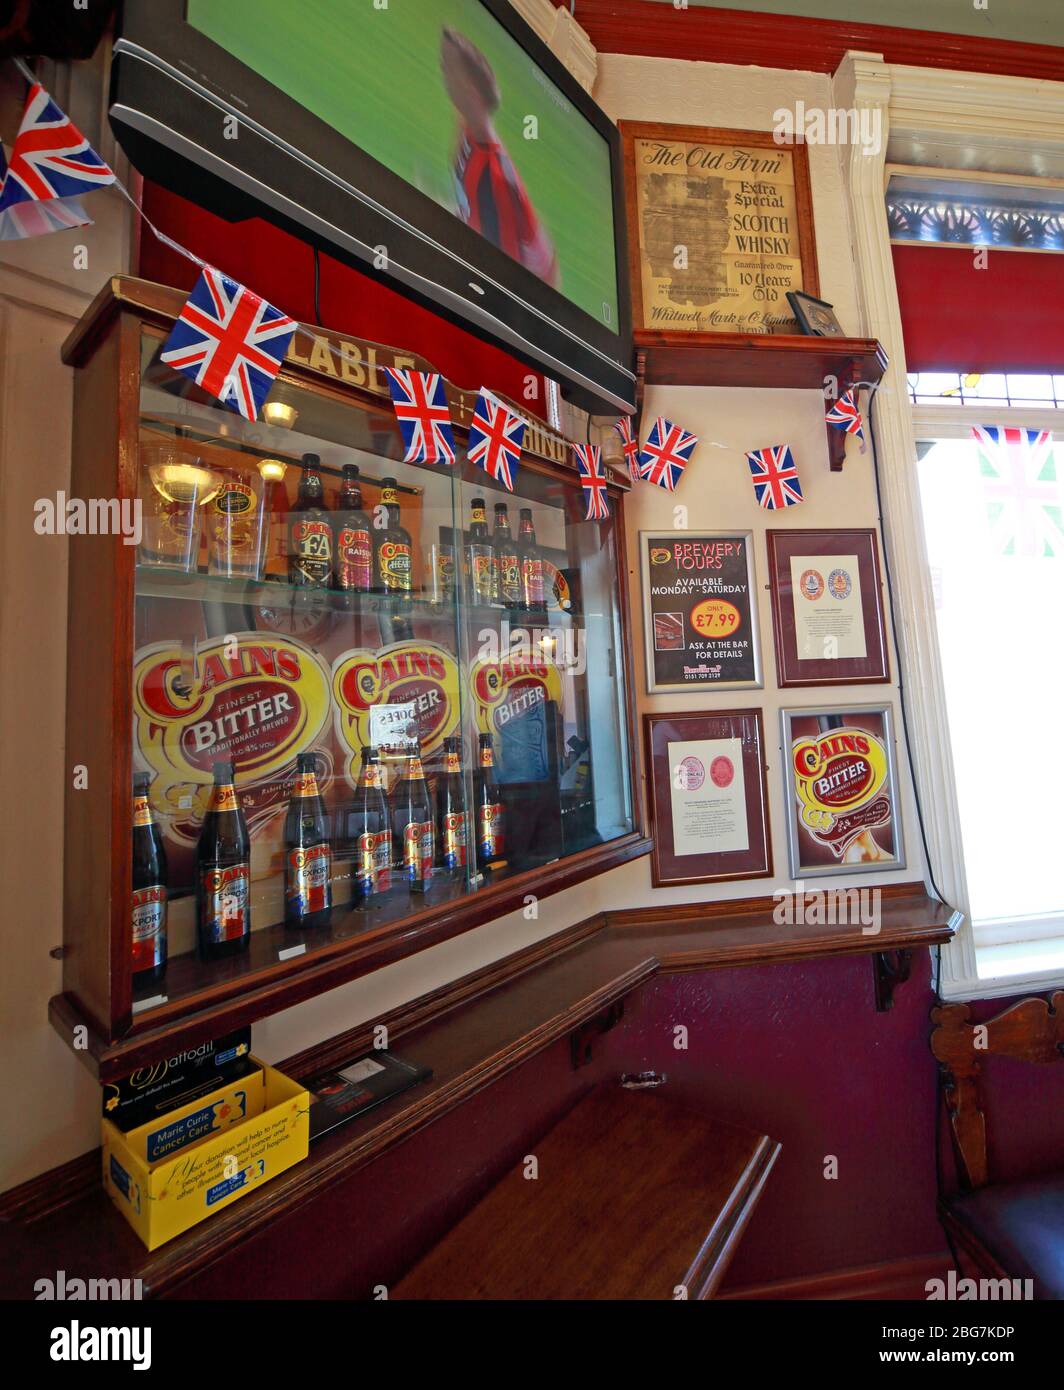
620, 122, 819, 337
640, 531, 762, 692
766, 529, 889, 687
644, 709, 772, 887
785, 290, 846, 337
781, 705, 905, 878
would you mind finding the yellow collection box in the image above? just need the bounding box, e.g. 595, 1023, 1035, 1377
102, 1059, 309, 1251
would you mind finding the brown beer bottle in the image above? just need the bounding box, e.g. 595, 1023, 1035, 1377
518, 507, 546, 612
493, 502, 522, 608
349, 746, 392, 906
196, 761, 251, 961
374, 477, 413, 599
332, 464, 372, 606
436, 735, 468, 877
283, 754, 333, 930
475, 732, 506, 870
465, 496, 496, 605
289, 454, 332, 591
131, 773, 168, 987
391, 740, 434, 894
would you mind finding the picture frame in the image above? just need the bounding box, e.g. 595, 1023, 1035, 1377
620, 122, 819, 337
780, 704, 905, 878
785, 290, 846, 337
766, 529, 890, 688
644, 708, 772, 887
640, 530, 763, 692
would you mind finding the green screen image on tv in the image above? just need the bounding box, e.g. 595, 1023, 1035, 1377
186, 0, 620, 333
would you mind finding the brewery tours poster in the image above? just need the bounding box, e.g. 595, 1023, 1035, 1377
640, 531, 762, 691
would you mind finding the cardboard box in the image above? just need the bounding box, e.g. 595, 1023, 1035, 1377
102, 1059, 309, 1250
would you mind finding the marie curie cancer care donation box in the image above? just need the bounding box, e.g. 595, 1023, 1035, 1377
102, 1060, 309, 1250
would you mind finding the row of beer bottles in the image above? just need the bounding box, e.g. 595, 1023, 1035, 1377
131, 736, 505, 984
289, 455, 546, 608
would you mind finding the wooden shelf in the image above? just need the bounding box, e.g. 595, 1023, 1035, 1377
635, 331, 889, 471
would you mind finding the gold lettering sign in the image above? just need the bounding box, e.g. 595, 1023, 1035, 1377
624, 124, 818, 336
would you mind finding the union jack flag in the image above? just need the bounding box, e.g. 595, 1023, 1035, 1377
614, 415, 641, 483
825, 388, 865, 446
746, 444, 804, 510
0, 84, 113, 233
638, 417, 699, 491
0, 143, 90, 240
972, 425, 1061, 557
574, 444, 610, 520
467, 390, 525, 491
385, 368, 457, 465
159, 267, 297, 422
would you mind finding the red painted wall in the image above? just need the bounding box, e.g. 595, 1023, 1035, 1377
892, 243, 1064, 373
137, 182, 547, 417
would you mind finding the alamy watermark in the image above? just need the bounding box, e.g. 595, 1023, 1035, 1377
773, 101, 883, 158
773, 882, 882, 935
34, 492, 142, 546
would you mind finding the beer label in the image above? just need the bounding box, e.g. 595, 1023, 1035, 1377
471, 504, 487, 524
337, 525, 372, 591
132, 794, 153, 828
478, 804, 505, 859
445, 752, 461, 773
362, 764, 384, 789
381, 487, 399, 507
286, 842, 332, 915
357, 830, 392, 895
408, 757, 426, 780
479, 746, 495, 769
210, 784, 239, 813
215, 480, 254, 515
292, 771, 319, 799
522, 556, 545, 605
470, 548, 495, 601
378, 541, 412, 591
131, 885, 166, 972
403, 820, 434, 883
292, 519, 332, 582
442, 812, 467, 869
497, 552, 521, 602
200, 863, 250, 943
436, 550, 455, 593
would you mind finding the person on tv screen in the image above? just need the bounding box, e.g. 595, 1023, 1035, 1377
440, 26, 560, 288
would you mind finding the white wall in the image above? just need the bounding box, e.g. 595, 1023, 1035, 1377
0, 48, 924, 1190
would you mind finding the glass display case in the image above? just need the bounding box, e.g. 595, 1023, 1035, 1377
56, 279, 646, 1070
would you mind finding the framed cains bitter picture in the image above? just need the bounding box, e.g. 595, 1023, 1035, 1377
780, 705, 905, 878
766, 528, 889, 688
644, 708, 772, 887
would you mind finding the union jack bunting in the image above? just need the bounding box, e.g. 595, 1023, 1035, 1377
384, 368, 457, 465
825, 388, 865, 447
972, 424, 1061, 557
614, 415, 641, 483
159, 267, 297, 422
638, 416, 699, 491
0, 84, 114, 237
574, 444, 610, 520
0, 144, 90, 240
467, 390, 525, 491
746, 444, 804, 510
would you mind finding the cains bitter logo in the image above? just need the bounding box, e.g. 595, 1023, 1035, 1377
133, 634, 332, 841
331, 640, 460, 781
791, 726, 891, 858
469, 650, 563, 737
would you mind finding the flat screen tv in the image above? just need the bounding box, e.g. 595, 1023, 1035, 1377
110, 0, 635, 413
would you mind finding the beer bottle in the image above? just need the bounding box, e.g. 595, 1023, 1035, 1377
518, 507, 546, 612
465, 496, 496, 606
283, 754, 332, 930
374, 477, 414, 599
289, 454, 332, 591
475, 732, 506, 871
196, 761, 251, 961
436, 735, 468, 878
493, 502, 522, 608
391, 740, 434, 894
332, 464, 372, 605
131, 773, 168, 986
349, 745, 392, 905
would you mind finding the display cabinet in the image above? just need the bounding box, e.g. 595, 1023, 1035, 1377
55, 278, 647, 1078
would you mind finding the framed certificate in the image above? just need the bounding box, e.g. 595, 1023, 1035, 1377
644, 709, 772, 886
781, 704, 905, 878
640, 531, 762, 692
766, 529, 889, 687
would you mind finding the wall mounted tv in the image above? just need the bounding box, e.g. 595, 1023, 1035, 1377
110, 0, 634, 413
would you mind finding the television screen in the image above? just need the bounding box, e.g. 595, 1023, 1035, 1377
110, 0, 634, 412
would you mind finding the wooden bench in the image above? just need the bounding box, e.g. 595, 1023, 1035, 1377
393, 1083, 780, 1300
930, 992, 1064, 1299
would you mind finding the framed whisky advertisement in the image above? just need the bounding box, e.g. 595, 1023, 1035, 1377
620, 122, 819, 337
